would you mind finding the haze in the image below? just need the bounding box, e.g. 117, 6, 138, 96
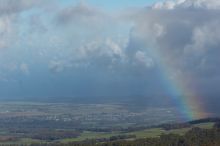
0, 0, 219, 115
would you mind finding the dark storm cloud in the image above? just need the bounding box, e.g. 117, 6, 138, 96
0, 0, 45, 15
0, 0, 220, 112
133, 10, 220, 75
125, 0, 220, 112
45, 0, 220, 104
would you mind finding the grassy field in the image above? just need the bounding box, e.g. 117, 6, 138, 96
61, 131, 119, 142
60, 122, 215, 143
193, 122, 215, 129
0, 122, 215, 144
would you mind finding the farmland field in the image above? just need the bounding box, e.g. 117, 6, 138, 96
0, 102, 215, 145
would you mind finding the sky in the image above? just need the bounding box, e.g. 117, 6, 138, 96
60, 0, 163, 10
0, 0, 220, 115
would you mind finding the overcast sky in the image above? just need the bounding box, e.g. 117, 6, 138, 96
0, 0, 220, 111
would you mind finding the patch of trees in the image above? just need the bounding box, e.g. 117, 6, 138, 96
155, 117, 220, 131
158, 123, 191, 130
188, 117, 220, 125
80, 134, 136, 143
29, 130, 80, 141
109, 135, 136, 141
214, 121, 220, 129
25, 126, 220, 146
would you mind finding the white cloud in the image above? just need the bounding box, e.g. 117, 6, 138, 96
185, 22, 220, 56
153, 1, 177, 9
154, 23, 165, 38
56, 2, 109, 28
20, 63, 29, 75
152, 0, 220, 10
134, 51, 154, 68
0, 15, 19, 50
49, 60, 66, 73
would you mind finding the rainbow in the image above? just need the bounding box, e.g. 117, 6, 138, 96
146, 43, 207, 120
159, 63, 207, 120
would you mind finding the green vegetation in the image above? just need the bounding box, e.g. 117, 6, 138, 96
193, 122, 214, 129
0, 102, 217, 145
60, 122, 215, 143
20, 122, 220, 146
61, 131, 119, 142
0, 121, 215, 145
129, 128, 164, 138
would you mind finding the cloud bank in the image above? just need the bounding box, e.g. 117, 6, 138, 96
0, 0, 220, 112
